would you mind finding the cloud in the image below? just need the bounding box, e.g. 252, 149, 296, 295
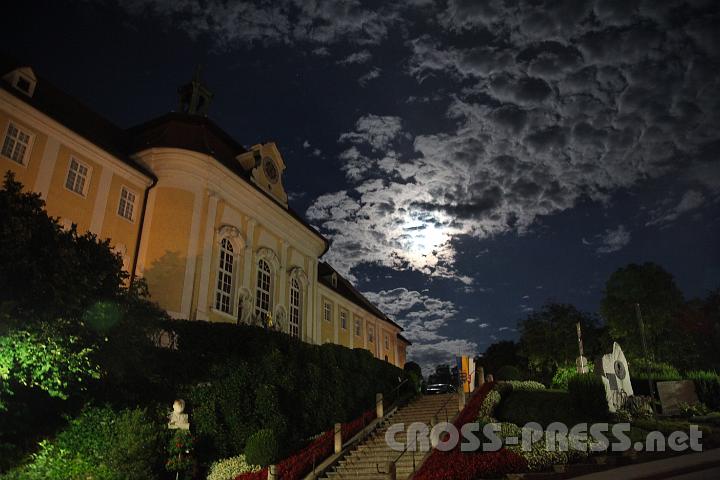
338, 49, 372, 65
363, 287, 478, 373
587, 225, 632, 254
108, 0, 406, 48
358, 67, 381, 86
646, 190, 707, 226
306, 2, 720, 280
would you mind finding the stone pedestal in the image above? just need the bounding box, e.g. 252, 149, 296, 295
334, 423, 342, 454
477, 367, 485, 387
458, 389, 466, 412
376, 393, 384, 418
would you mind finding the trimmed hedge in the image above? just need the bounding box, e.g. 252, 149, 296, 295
244, 429, 278, 467
568, 374, 609, 421
153, 321, 404, 465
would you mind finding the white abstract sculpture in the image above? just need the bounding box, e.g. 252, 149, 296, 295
597, 342, 633, 412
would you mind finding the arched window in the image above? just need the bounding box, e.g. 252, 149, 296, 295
215, 238, 234, 314
289, 277, 302, 338
255, 259, 273, 319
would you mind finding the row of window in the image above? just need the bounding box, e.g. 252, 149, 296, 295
214, 242, 303, 339
321, 299, 392, 349
1, 122, 137, 221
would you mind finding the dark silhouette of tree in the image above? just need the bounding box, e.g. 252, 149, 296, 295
600, 262, 684, 363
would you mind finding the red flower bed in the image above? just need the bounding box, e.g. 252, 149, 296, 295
235, 410, 376, 480
412, 383, 527, 480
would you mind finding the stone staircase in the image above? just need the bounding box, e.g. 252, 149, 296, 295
322, 393, 458, 480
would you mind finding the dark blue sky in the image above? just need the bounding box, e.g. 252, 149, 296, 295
4, 0, 719, 370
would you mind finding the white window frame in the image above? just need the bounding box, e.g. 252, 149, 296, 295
289, 277, 302, 338
368, 324, 375, 343
1, 122, 34, 166
117, 185, 137, 222
384, 333, 390, 350
340, 309, 348, 330
354, 317, 362, 336
64, 156, 92, 197
323, 300, 333, 322
255, 258, 273, 320
214, 238, 235, 315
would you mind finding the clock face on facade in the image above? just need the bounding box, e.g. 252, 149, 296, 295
262, 157, 279, 184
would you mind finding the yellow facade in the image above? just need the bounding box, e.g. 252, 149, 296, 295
0, 64, 408, 368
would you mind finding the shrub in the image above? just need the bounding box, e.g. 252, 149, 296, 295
568, 374, 608, 421
495, 389, 580, 427
551, 364, 593, 390
244, 429, 278, 467
478, 390, 502, 422
503, 380, 546, 391
2, 406, 163, 480
207, 455, 260, 480
496, 365, 522, 381
686, 371, 720, 410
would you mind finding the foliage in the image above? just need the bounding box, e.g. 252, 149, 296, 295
676, 290, 720, 371
677, 401, 712, 417
166, 430, 195, 476
404, 361, 423, 393
615, 395, 654, 422
502, 380, 546, 391
518, 303, 602, 382
206, 455, 260, 480
600, 262, 685, 363
479, 341, 527, 376
495, 389, 580, 427
0, 172, 126, 326
163, 321, 403, 464
0, 328, 100, 411
551, 363, 594, 390
478, 389, 502, 422
244, 429, 279, 467
2, 406, 163, 480
686, 371, 720, 410
567, 374, 609, 421
496, 365, 522, 381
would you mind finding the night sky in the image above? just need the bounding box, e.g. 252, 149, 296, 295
4, 0, 720, 372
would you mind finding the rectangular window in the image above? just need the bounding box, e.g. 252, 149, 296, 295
384, 334, 390, 350
340, 309, 348, 330
354, 317, 362, 336
368, 325, 375, 343
117, 187, 136, 221
323, 301, 333, 322
1, 122, 32, 165
65, 157, 90, 196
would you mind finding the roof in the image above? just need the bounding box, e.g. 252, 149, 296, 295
0, 54, 327, 249
317, 261, 403, 331
0, 54, 154, 180
397, 333, 412, 345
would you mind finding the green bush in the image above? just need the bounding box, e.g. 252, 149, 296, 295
551, 364, 593, 390
207, 455, 260, 480
2, 406, 163, 480
503, 380, 546, 391
567, 374, 609, 421
495, 389, 581, 427
244, 429, 278, 467
686, 371, 720, 410
168, 321, 403, 465
496, 365, 522, 381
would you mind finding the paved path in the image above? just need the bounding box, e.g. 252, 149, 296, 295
573, 448, 720, 479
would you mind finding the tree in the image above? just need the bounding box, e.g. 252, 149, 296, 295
676, 289, 720, 370
518, 303, 601, 381
0, 172, 126, 329
403, 361, 424, 393
478, 340, 526, 376
600, 262, 684, 363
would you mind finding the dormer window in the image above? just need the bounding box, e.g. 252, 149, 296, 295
331, 272, 338, 288
3, 67, 38, 98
